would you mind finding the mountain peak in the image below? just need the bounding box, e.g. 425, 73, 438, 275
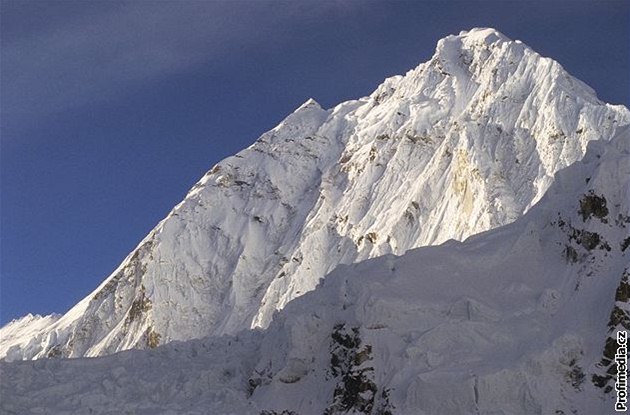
296, 97, 322, 111
433, 27, 517, 64
457, 27, 510, 44
2, 29, 628, 361
275, 97, 327, 133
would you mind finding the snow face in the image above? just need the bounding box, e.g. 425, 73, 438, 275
3, 125, 628, 414
1, 27, 628, 361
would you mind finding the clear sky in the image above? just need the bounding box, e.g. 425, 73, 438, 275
1, 0, 629, 325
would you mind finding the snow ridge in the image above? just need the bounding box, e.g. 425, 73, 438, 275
1, 28, 628, 361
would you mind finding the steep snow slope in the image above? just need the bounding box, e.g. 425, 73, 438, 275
2, 125, 628, 414
2, 28, 628, 360
247, 127, 630, 415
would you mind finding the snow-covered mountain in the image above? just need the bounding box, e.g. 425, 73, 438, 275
1, 28, 628, 361
2, 118, 628, 414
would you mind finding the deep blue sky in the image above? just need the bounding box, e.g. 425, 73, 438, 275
1, 1, 628, 325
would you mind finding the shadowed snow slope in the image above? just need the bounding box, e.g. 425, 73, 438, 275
1, 27, 628, 360
2, 125, 628, 414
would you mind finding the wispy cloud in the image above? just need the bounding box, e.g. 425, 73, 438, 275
1, 1, 367, 124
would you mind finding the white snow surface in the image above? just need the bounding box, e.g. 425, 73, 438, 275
2, 121, 629, 414
1, 28, 629, 361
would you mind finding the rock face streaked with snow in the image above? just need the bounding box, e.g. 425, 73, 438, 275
1, 28, 628, 361
2, 122, 629, 414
